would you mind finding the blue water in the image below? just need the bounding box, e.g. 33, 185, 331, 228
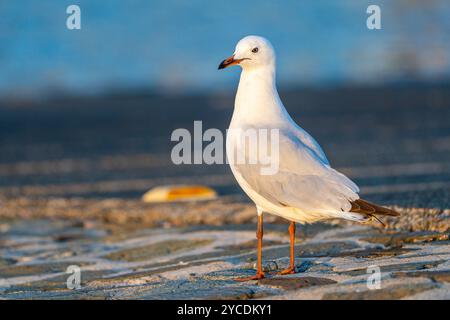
1, 0, 449, 97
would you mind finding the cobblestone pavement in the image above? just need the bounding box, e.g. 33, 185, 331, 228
0, 218, 448, 299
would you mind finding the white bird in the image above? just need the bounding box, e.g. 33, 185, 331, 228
218, 35, 399, 281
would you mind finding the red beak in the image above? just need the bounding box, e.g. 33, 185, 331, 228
218, 54, 246, 69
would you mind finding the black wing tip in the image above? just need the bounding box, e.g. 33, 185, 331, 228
351, 199, 401, 217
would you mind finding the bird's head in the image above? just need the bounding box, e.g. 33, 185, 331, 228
218, 35, 276, 71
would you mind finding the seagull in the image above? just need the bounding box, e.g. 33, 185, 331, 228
218, 35, 399, 281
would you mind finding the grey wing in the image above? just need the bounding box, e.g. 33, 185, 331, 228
234, 132, 359, 213
291, 121, 330, 166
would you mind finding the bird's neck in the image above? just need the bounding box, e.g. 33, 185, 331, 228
232, 65, 288, 126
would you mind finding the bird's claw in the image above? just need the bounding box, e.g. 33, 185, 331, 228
277, 267, 296, 275
234, 272, 265, 282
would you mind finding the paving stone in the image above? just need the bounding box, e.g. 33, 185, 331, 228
0, 261, 93, 279
361, 232, 449, 247
259, 277, 337, 290
338, 260, 445, 276
322, 282, 438, 300
103, 239, 213, 262
392, 270, 450, 283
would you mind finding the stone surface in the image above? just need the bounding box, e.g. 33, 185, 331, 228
0, 218, 448, 300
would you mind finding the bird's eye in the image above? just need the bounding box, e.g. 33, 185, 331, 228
251, 47, 259, 53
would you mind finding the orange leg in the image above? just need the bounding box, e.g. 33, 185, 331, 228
235, 215, 265, 281
278, 221, 296, 275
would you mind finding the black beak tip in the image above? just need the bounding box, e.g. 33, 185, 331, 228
218, 61, 226, 70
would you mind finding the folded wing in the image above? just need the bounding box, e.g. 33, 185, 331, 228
233, 131, 360, 214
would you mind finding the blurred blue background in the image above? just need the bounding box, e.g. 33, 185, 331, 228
1, 0, 450, 98
1, 0, 450, 208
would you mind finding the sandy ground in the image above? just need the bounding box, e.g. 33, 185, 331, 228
0, 85, 449, 299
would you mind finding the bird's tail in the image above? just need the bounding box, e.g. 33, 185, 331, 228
349, 198, 400, 226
